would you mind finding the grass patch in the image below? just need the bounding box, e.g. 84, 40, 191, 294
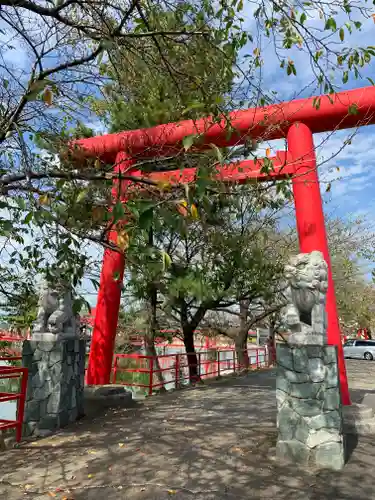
113, 357, 151, 396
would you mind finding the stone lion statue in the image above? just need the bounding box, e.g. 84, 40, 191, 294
33, 279, 77, 337
282, 251, 328, 344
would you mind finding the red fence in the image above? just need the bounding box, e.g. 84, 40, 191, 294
0, 357, 28, 442
112, 347, 268, 396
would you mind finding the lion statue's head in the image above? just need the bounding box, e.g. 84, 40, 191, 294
284, 251, 328, 324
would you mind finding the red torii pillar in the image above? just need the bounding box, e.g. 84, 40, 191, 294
86, 152, 137, 385
288, 123, 350, 405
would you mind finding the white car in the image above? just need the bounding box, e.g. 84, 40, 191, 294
343, 339, 375, 361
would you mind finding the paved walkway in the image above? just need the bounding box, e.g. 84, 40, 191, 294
1, 361, 375, 499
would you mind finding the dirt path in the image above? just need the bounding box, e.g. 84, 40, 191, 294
0, 362, 375, 499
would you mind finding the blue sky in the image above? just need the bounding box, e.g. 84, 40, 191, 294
235, 6, 375, 229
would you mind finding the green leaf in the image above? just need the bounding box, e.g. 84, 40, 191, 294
339, 28, 345, 42
138, 208, 154, 230
16, 197, 26, 210
112, 201, 125, 222
182, 101, 204, 115
300, 13, 307, 24
1, 220, 13, 232
209, 143, 224, 164
313, 97, 321, 110
325, 18, 337, 31
23, 212, 33, 224
343, 71, 349, 84
348, 103, 359, 115
3, 79, 9, 89
367, 77, 375, 86
182, 134, 196, 151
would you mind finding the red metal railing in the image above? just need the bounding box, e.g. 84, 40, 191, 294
112, 347, 268, 396
0, 357, 27, 442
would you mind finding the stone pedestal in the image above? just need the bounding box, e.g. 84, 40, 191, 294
22, 339, 86, 437
276, 344, 345, 470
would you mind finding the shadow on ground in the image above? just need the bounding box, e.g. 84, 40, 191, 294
0, 364, 374, 499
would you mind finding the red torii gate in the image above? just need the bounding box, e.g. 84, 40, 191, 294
75, 86, 375, 406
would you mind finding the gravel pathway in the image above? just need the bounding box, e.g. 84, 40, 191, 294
0, 362, 374, 499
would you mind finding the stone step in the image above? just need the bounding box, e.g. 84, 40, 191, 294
342, 403, 373, 421
343, 403, 375, 435
344, 419, 375, 435
84, 385, 133, 409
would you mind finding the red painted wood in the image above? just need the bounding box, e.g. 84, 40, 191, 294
288, 123, 350, 405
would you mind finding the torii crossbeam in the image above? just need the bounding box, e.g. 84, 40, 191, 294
75, 86, 375, 406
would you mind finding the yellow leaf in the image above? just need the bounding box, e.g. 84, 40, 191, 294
117, 231, 129, 251
88, 474, 93, 479
43, 88, 53, 106
94, 158, 101, 169
253, 47, 260, 57
336, 166, 340, 172
92, 206, 105, 222
162, 251, 172, 270
265, 147, 271, 157
190, 203, 198, 219
167, 490, 177, 495
48, 492, 56, 498
180, 199, 188, 207
177, 202, 188, 217
76, 189, 87, 203
39, 194, 50, 205
157, 180, 171, 191
183, 183, 189, 199
118, 442, 125, 448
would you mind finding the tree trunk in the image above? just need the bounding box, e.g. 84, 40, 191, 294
235, 299, 250, 370
179, 303, 208, 383
144, 226, 166, 392
144, 333, 166, 392
234, 333, 249, 370
267, 322, 276, 367
183, 327, 200, 383
144, 289, 166, 392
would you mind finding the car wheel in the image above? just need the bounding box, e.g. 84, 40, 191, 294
364, 352, 373, 361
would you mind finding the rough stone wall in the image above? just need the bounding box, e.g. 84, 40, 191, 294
276, 343, 345, 470
22, 339, 86, 437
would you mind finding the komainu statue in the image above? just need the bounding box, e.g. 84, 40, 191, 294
33, 280, 77, 337
282, 251, 328, 345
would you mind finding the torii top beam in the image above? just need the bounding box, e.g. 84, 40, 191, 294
74, 86, 375, 162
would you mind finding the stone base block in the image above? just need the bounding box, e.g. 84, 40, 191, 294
343, 402, 375, 435
84, 385, 133, 408
362, 393, 375, 411
276, 344, 345, 470
22, 339, 86, 437
276, 438, 345, 471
